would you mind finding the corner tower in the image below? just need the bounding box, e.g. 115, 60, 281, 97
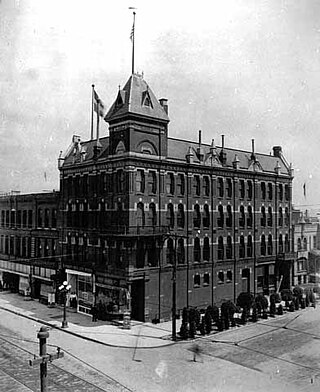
104, 73, 170, 158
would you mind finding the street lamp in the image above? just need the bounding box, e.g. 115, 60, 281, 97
59, 281, 71, 328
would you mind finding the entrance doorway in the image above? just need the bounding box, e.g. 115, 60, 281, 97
131, 279, 145, 321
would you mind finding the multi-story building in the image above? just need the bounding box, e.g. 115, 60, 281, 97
292, 210, 320, 285
0, 191, 59, 302
58, 72, 295, 321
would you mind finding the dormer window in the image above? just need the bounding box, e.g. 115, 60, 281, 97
142, 90, 153, 108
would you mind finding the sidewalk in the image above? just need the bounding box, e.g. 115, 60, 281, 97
0, 291, 179, 349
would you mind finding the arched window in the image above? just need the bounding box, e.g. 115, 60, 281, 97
203, 204, 210, 228
193, 204, 201, 228
177, 204, 185, 228
167, 203, 174, 228
166, 238, 174, 264
194, 274, 201, 287
226, 236, 232, 259
218, 178, 224, 197
247, 205, 253, 228
194, 237, 201, 262
297, 238, 302, 250
303, 237, 307, 250
279, 234, 283, 253
203, 176, 210, 196
285, 207, 289, 226
260, 235, 266, 256
148, 171, 157, 194
136, 202, 145, 228
203, 237, 210, 261
136, 170, 145, 193
177, 238, 185, 264
239, 235, 245, 258
149, 203, 157, 226
217, 205, 224, 228
268, 235, 273, 255
239, 205, 245, 228
247, 235, 253, 257
261, 182, 266, 200
194, 175, 200, 196
285, 234, 290, 252
268, 183, 273, 200
261, 206, 266, 227
218, 236, 224, 260
267, 207, 272, 227
278, 207, 283, 226
226, 205, 232, 228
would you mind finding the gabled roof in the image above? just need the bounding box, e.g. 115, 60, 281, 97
104, 73, 170, 123
62, 137, 110, 166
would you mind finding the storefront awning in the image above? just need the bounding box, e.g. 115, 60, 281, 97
66, 269, 92, 277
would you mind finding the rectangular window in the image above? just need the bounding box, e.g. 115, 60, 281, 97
136, 170, 145, 193
194, 175, 200, 196
166, 173, 175, 195
177, 174, 185, 196
148, 171, 157, 194
226, 178, 232, 198
203, 176, 210, 197
239, 180, 245, 199
217, 178, 224, 198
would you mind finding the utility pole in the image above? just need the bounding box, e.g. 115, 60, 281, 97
172, 234, 177, 341
29, 326, 64, 392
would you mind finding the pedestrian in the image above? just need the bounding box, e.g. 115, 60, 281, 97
91, 304, 98, 322
190, 343, 203, 362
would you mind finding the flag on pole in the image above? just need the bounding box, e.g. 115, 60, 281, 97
130, 24, 134, 41
93, 90, 106, 117
303, 183, 306, 198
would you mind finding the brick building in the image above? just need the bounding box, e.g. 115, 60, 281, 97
57, 72, 295, 321
0, 191, 59, 302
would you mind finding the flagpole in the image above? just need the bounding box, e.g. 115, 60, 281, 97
132, 11, 136, 75
96, 99, 100, 145
91, 84, 95, 140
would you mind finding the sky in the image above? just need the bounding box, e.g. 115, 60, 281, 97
1, 0, 320, 211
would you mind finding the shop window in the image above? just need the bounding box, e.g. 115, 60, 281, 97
218, 271, 224, 284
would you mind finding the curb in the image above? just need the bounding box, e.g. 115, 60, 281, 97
0, 305, 176, 350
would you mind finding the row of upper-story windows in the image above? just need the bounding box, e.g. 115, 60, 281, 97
0, 208, 57, 229
0, 235, 57, 258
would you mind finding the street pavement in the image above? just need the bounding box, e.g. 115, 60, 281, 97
0, 291, 178, 349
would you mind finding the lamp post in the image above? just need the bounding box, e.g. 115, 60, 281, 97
59, 281, 71, 328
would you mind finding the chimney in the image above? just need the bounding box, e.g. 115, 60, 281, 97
219, 134, 227, 165
273, 146, 282, 158
159, 98, 168, 114
197, 130, 204, 162
251, 139, 256, 161
233, 154, 240, 170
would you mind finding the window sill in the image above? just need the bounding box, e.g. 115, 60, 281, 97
194, 284, 200, 288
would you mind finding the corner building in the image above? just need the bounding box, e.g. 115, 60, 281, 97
59, 73, 294, 321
